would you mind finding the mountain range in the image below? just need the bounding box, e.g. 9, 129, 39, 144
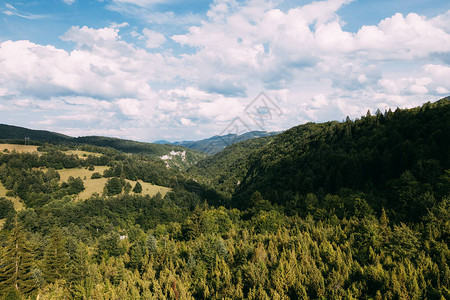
155, 130, 278, 154
0, 97, 449, 298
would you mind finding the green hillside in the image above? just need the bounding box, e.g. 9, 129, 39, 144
0, 98, 449, 299
0, 124, 71, 143
172, 131, 278, 154
188, 135, 275, 195
0, 125, 206, 170
231, 98, 449, 220
73, 136, 206, 169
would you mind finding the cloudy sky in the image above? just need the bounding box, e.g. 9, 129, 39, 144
1, 0, 449, 142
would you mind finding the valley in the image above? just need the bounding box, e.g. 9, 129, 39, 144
0, 97, 449, 299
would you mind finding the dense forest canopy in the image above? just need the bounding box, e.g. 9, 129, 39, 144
0, 98, 449, 299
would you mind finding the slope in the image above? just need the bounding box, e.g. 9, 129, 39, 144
0, 125, 206, 169
187, 135, 275, 195
0, 124, 71, 143
171, 131, 278, 154
232, 97, 449, 221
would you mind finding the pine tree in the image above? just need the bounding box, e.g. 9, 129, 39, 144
133, 181, 142, 194
0, 215, 35, 295
106, 177, 123, 195
43, 228, 69, 282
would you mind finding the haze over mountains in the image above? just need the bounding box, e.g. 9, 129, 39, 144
155, 131, 278, 154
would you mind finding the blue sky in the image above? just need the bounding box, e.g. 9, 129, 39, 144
0, 0, 449, 142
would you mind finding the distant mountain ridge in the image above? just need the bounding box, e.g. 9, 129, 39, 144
0, 124, 206, 169
157, 131, 279, 154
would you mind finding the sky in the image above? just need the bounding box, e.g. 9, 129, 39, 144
0, 0, 449, 142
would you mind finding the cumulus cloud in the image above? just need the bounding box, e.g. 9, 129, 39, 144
142, 29, 166, 48
1, 1, 450, 141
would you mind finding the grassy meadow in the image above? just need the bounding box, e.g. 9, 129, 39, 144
1, 144, 39, 153
0, 182, 24, 229
0, 182, 24, 211
0, 143, 102, 159
63, 149, 102, 159
57, 166, 171, 199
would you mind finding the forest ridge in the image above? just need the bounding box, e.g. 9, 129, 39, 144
0, 97, 449, 299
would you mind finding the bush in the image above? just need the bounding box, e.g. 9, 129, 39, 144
0, 197, 14, 218
105, 177, 123, 196
91, 172, 102, 179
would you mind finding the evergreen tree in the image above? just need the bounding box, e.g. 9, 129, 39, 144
0, 215, 35, 295
43, 228, 69, 282
133, 181, 142, 194
0, 197, 14, 218
124, 182, 132, 194
105, 177, 123, 196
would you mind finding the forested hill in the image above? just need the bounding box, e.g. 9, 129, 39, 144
187, 135, 276, 195
170, 131, 278, 154
0, 124, 206, 169
73, 136, 206, 168
0, 98, 449, 299
0, 124, 71, 143
231, 97, 449, 221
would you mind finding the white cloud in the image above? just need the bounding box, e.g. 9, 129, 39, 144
112, 0, 165, 7
2, 1, 450, 141
142, 29, 166, 48
63, 0, 76, 4
116, 98, 143, 117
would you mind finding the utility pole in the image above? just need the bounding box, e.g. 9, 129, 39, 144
24, 137, 30, 145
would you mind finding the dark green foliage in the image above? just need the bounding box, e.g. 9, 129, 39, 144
91, 172, 102, 179
73, 136, 205, 169
0, 216, 36, 295
43, 228, 69, 282
0, 124, 71, 143
132, 181, 142, 193
63, 176, 85, 195
123, 181, 132, 194
96, 232, 126, 259
105, 177, 123, 196
0, 197, 14, 218
212, 98, 449, 223
0, 98, 449, 298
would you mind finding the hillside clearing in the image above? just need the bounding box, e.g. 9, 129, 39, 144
0, 143, 102, 159
56, 167, 171, 199
0, 182, 24, 211
1, 144, 39, 153
63, 149, 102, 159
57, 166, 109, 182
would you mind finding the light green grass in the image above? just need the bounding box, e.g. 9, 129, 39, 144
1, 144, 39, 153
0, 218, 5, 229
0, 182, 24, 211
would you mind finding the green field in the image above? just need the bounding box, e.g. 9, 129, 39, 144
56, 166, 171, 199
